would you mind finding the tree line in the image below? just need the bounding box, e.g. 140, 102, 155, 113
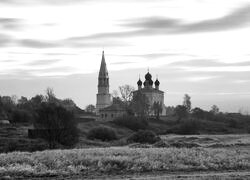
0, 88, 80, 148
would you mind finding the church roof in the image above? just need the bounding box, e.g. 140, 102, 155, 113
133, 88, 164, 94
98, 51, 109, 78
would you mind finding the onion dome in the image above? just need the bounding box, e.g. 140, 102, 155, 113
137, 79, 142, 86
155, 78, 160, 86
145, 72, 152, 80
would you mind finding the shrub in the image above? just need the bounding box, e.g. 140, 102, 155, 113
127, 130, 160, 144
112, 115, 148, 131
6, 141, 18, 152
167, 119, 200, 135
10, 109, 33, 123
178, 119, 200, 134
34, 102, 79, 148
87, 126, 117, 141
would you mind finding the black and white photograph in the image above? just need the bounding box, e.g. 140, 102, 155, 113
0, 0, 250, 179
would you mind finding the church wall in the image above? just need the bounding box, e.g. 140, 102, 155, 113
98, 110, 126, 121
96, 94, 112, 114
134, 90, 166, 116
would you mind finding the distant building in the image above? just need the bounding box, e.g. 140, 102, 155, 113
96, 51, 112, 115
133, 71, 166, 116
99, 98, 127, 121
96, 51, 166, 120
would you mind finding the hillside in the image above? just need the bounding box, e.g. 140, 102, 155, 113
1, 113, 250, 153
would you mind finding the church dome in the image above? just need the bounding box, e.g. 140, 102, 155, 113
145, 72, 152, 80
137, 79, 142, 86
155, 79, 160, 86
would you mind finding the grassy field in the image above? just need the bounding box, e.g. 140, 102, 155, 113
1, 120, 250, 179
0, 142, 250, 179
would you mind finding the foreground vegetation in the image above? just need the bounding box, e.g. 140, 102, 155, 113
0, 146, 249, 178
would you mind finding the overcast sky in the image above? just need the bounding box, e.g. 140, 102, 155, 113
1, 0, 250, 112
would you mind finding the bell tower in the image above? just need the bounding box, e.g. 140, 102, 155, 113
96, 51, 112, 114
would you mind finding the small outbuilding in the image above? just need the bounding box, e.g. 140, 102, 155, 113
99, 99, 127, 121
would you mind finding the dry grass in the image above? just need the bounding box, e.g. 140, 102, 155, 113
0, 146, 249, 178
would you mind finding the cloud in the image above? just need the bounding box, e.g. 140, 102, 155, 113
111, 61, 133, 65
64, 37, 129, 48
177, 4, 250, 33
0, 18, 24, 30
0, 65, 78, 78
44, 52, 78, 56
26, 59, 61, 66
122, 16, 181, 30
0, 33, 13, 47
185, 76, 218, 82
74, 4, 250, 41
124, 4, 250, 34
0, 35, 128, 49
169, 59, 250, 68
119, 53, 181, 59
0, 0, 84, 5
0, 0, 153, 5
18, 39, 60, 48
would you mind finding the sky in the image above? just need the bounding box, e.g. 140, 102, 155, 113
0, 0, 250, 113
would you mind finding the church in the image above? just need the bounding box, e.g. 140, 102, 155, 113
96, 51, 166, 121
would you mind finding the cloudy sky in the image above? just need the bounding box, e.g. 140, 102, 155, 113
1, 0, 250, 112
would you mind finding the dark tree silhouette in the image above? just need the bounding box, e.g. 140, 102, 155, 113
152, 102, 163, 120
210, 105, 219, 114
34, 103, 79, 148
175, 105, 188, 122
130, 91, 150, 117
192, 107, 205, 119
183, 94, 191, 112
85, 104, 96, 114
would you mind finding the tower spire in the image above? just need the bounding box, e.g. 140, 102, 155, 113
99, 51, 108, 78
96, 51, 112, 115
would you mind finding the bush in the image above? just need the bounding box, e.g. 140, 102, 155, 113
167, 119, 200, 135
34, 102, 79, 148
112, 115, 148, 131
87, 126, 117, 141
127, 130, 160, 144
10, 109, 33, 123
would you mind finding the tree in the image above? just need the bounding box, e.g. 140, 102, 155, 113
175, 105, 188, 122
30, 94, 44, 107
183, 94, 191, 112
17, 96, 30, 109
45, 87, 57, 103
130, 91, 150, 117
152, 102, 163, 120
191, 107, 205, 119
118, 84, 135, 104
210, 105, 219, 114
34, 103, 79, 148
85, 104, 95, 114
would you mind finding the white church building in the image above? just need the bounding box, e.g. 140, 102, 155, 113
96, 51, 166, 121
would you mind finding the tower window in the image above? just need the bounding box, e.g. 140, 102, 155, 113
105, 114, 107, 118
